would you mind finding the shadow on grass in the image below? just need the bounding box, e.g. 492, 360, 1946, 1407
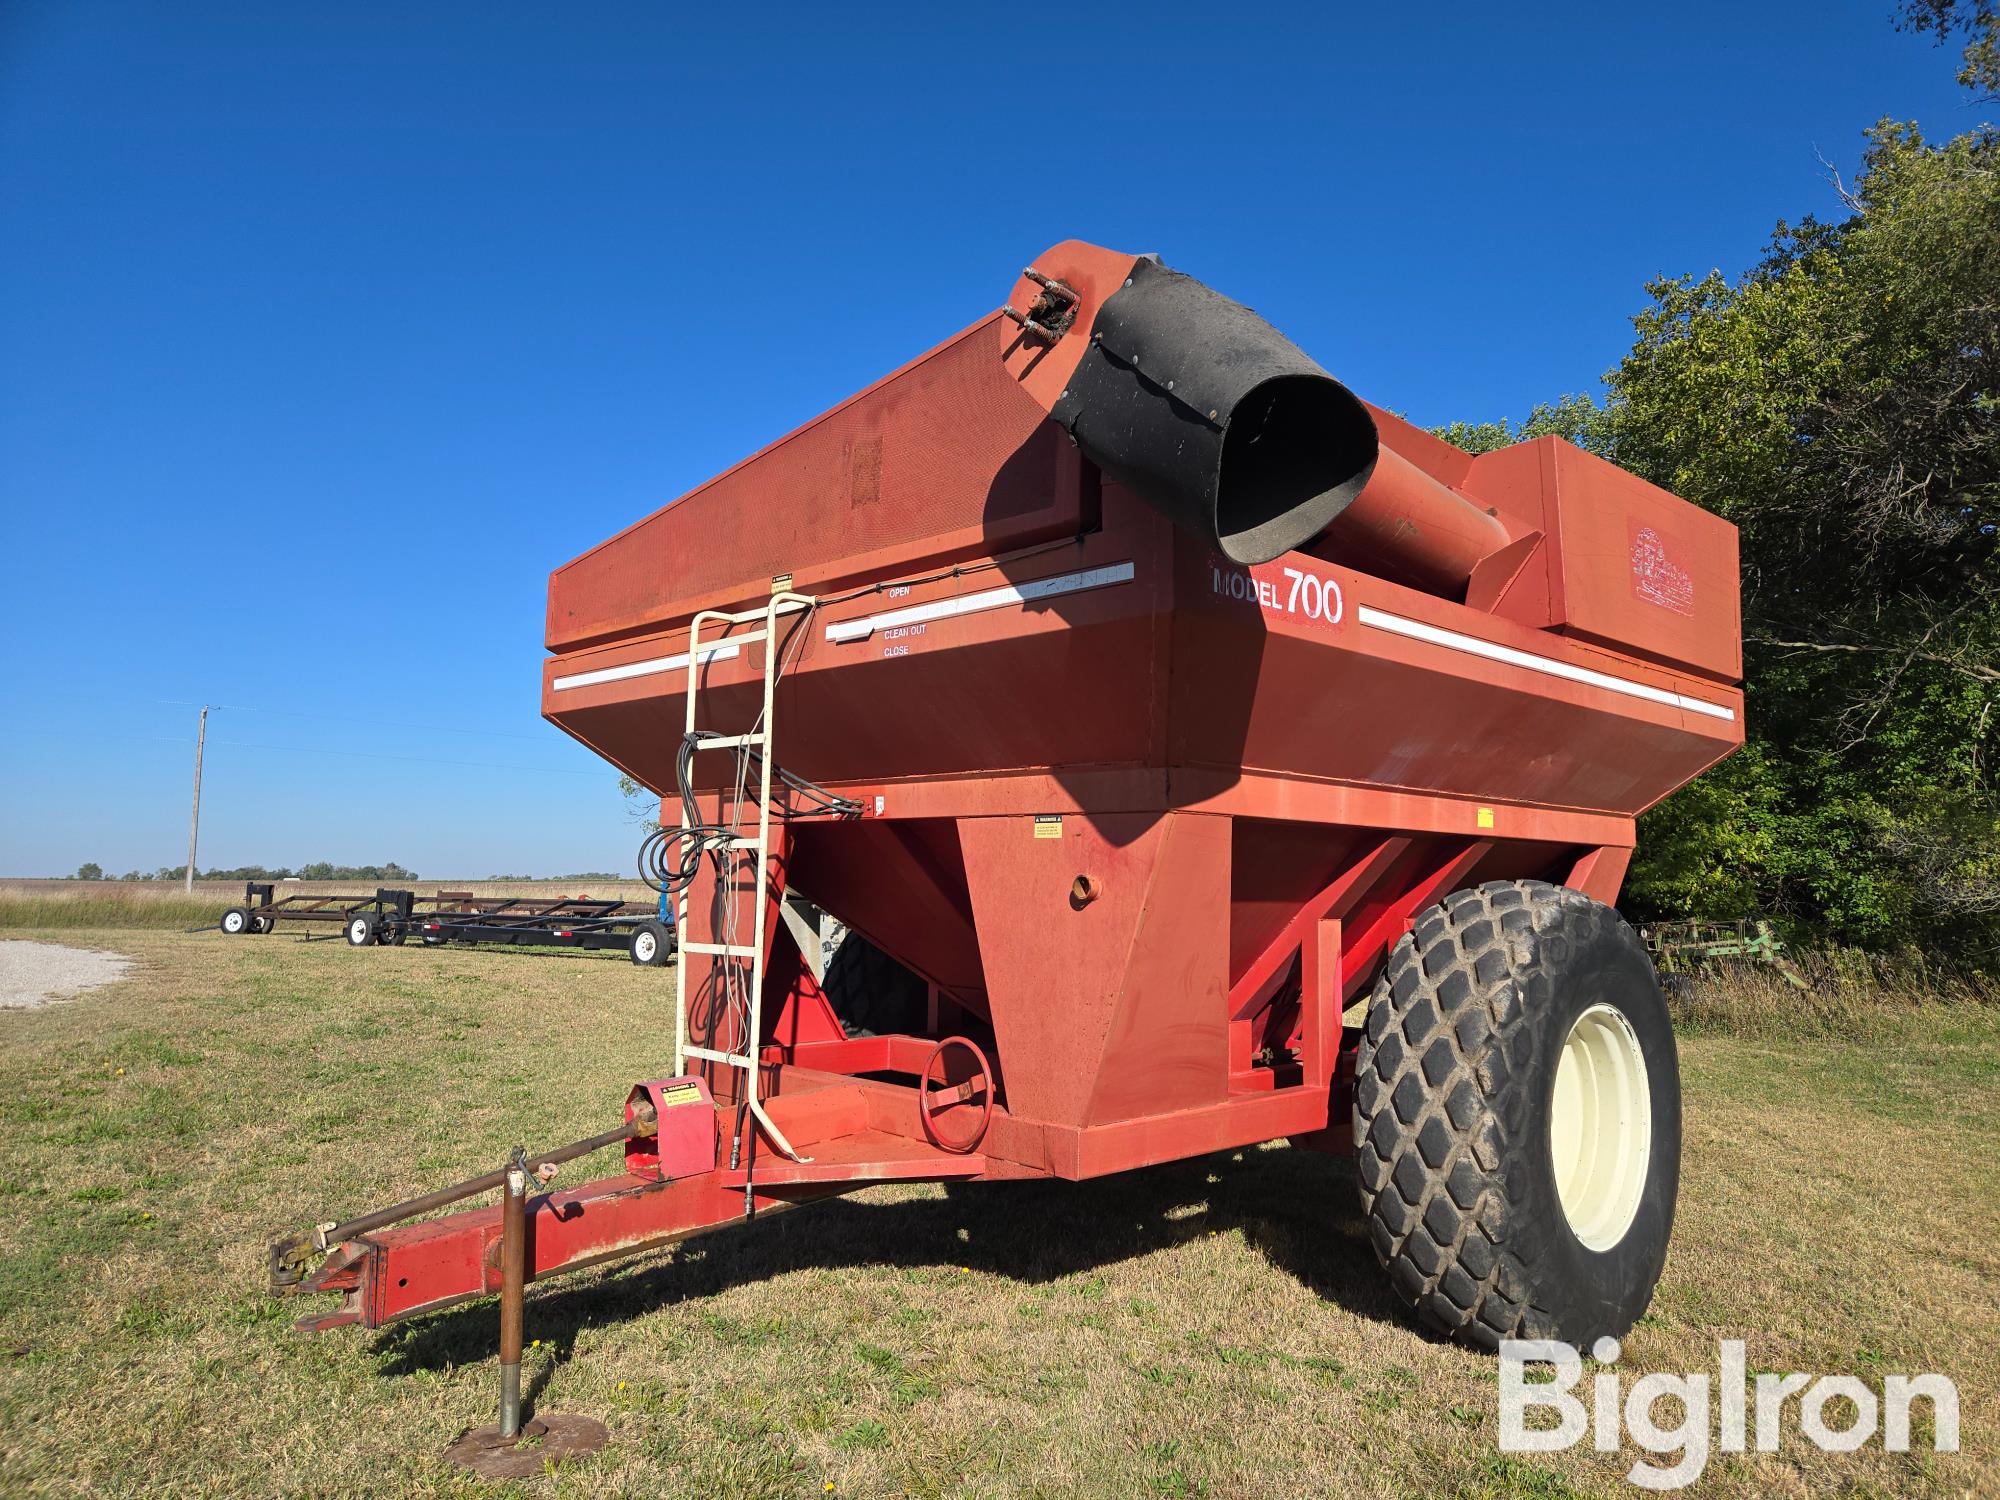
370, 1145, 1409, 1380
259, 936, 655, 970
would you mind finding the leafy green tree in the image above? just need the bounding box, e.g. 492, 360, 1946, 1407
73, 862, 103, 881
291, 861, 418, 882
1896, 0, 1999, 98
619, 773, 662, 831
1438, 87, 1998, 957
1608, 118, 1997, 954
1430, 395, 1614, 459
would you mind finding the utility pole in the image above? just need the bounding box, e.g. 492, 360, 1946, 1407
184, 705, 209, 893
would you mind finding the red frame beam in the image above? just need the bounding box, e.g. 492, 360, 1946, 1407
299, 1170, 808, 1330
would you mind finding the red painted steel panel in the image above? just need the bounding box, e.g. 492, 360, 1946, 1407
1466, 438, 1743, 682
956, 811, 1229, 1129
537, 240, 1744, 1188
546, 320, 1094, 652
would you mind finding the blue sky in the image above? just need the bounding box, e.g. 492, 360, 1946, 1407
0, 2, 1980, 878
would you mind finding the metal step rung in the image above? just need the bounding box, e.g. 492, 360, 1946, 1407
682, 1045, 756, 1069
691, 733, 766, 750
681, 940, 762, 957
695, 601, 811, 628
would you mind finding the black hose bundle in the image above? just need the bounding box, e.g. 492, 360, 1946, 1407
636, 731, 861, 897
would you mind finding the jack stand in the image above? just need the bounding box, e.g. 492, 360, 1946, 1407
443, 1148, 607, 1480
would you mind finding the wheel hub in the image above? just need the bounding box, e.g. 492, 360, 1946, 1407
1549, 1003, 1651, 1252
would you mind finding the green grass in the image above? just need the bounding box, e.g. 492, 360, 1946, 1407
0, 892, 222, 929
0, 928, 1994, 1497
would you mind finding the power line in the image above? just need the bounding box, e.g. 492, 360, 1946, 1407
203, 738, 609, 779
0, 733, 611, 780
201, 701, 567, 744
28, 690, 568, 746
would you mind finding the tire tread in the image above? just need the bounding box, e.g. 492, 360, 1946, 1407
1353, 879, 1645, 1350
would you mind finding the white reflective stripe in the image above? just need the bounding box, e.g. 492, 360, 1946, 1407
552, 641, 739, 692
1356, 605, 1736, 721
826, 561, 1136, 643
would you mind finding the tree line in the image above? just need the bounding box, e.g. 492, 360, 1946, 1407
67, 863, 633, 883
70, 862, 420, 883
1438, 4, 1997, 962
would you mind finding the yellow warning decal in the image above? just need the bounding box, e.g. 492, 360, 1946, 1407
1476, 807, 1496, 830
1033, 815, 1063, 839
660, 1083, 703, 1108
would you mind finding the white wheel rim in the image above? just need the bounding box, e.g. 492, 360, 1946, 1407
635, 933, 656, 961
1549, 1003, 1652, 1252
350, 920, 367, 942
224, 913, 243, 932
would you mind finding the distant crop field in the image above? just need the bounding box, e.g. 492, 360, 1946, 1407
0, 923, 1992, 1496
0, 878, 656, 931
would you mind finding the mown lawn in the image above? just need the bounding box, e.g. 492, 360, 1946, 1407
0, 929, 1993, 1498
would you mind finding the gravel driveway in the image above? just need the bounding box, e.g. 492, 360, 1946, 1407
0, 940, 135, 1010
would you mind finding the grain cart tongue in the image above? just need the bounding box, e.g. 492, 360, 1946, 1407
276, 242, 1743, 1367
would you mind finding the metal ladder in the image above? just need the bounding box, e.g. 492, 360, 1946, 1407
674, 590, 817, 1163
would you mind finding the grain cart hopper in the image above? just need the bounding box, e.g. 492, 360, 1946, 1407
274, 242, 1742, 1359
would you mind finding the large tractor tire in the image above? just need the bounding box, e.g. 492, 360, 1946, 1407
820, 931, 928, 1038
1353, 880, 1680, 1352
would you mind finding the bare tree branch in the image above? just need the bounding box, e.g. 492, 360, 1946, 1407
1748, 635, 2000, 684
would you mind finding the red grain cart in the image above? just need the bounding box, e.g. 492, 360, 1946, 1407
276, 242, 1741, 1356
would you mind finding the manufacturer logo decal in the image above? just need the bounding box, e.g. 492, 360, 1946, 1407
1630, 522, 1694, 617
